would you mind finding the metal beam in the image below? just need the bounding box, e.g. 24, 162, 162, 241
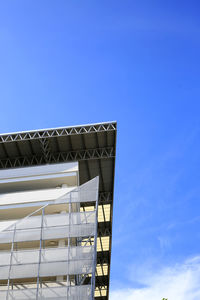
0, 147, 114, 169
99, 192, 113, 205
81, 192, 113, 207
0, 123, 116, 143
85, 275, 109, 287
39, 138, 51, 163
97, 251, 110, 265
98, 222, 111, 237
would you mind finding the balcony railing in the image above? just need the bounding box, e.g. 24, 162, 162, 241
0, 285, 91, 300
0, 246, 94, 280
0, 177, 99, 300
0, 211, 96, 244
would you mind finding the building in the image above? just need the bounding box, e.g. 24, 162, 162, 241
0, 122, 117, 300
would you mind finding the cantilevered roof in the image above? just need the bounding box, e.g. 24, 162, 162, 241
0, 121, 117, 300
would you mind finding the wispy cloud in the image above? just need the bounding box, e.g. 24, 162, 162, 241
110, 256, 200, 300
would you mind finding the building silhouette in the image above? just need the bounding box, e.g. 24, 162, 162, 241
0, 122, 117, 300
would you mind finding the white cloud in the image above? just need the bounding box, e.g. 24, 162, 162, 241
110, 256, 200, 300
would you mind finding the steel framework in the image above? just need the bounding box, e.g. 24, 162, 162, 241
0, 123, 116, 143
0, 121, 117, 300
0, 178, 99, 300
0, 147, 114, 169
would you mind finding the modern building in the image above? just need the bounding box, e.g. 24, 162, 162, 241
0, 122, 117, 300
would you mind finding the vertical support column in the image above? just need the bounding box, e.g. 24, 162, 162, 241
57, 183, 68, 283
91, 177, 99, 300
6, 224, 17, 300
67, 190, 72, 298
76, 197, 81, 285
57, 211, 67, 282
36, 207, 44, 300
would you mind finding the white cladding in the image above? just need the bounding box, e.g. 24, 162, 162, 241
0, 187, 76, 206
0, 285, 92, 300
0, 162, 98, 300
0, 162, 78, 183
0, 211, 96, 243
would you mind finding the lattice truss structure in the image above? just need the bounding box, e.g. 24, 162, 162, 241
0, 123, 116, 168
0, 178, 99, 300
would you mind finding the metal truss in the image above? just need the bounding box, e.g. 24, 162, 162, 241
0, 147, 114, 169
0, 122, 116, 143
99, 192, 113, 205
95, 296, 107, 300
98, 222, 111, 237
97, 251, 110, 265
39, 138, 51, 163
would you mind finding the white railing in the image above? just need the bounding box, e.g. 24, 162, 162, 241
0, 285, 91, 300
0, 176, 99, 300
0, 211, 95, 244
0, 246, 94, 280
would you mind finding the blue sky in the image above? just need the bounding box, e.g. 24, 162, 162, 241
0, 1, 200, 299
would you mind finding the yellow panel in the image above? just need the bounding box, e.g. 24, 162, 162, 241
80, 206, 94, 212
103, 204, 111, 222
95, 288, 107, 297
81, 237, 94, 247
97, 204, 111, 222
96, 264, 108, 276
97, 236, 110, 252
80, 204, 110, 222
98, 205, 104, 222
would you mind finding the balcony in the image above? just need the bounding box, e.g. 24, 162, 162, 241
0, 177, 99, 300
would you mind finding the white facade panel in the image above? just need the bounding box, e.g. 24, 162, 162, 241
0, 223, 95, 244
0, 166, 99, 300
0, 186, 76, 206
0, 162, 78, 182
0, 285, 92, 300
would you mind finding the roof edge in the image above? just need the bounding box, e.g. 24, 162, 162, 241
0, 121, 117, 137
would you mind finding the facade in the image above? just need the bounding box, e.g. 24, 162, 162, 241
0, 122, 117, 300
